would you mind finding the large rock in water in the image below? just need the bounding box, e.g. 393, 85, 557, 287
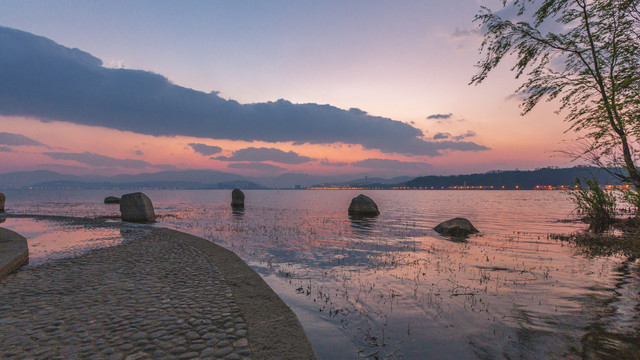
434, 217, 479, 237
231, 188, 245, 209
348, 194, 380, 216
104, 196, 120, 204
120, 192, 156, 223
0, 192, 4, 213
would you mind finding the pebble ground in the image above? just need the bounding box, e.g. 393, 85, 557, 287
0, 230, 251, 359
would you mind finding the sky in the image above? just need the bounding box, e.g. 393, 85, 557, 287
0, 0, 579, 178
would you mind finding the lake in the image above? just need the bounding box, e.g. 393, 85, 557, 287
1, 189, 639, 359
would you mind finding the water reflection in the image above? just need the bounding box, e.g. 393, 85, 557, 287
231, 208, 245, 217
0, 216, 152, 267
3, 190, 639, 359
349, 215, 377, 236
576, 261, 640, 359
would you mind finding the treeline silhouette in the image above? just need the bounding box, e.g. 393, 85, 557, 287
403, 166, 619, 189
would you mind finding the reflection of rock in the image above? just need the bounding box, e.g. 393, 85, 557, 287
348, 194, 380, 216
434, 217, 479, 237
350, 215, 377, 235
120, 192, 156, 223
0, 192, 5, 213
104, 196, 120, 204
231, 188, 245, 209
232, 208, 245, 217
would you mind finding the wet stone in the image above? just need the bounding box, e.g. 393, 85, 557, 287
170, 346, 187, 355
188, 343, 206, 351
125, 353, 149, 360
178, 352, 199, 359
119, 343, 134, 352
206, 338, 218, 347
200, 348, 215, 357
213, 346, 234, 357
217, 340, 231, 348
185, 331, 200, 340
234, 338, 248, 347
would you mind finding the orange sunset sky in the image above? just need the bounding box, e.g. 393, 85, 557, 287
0, 1, 578, 178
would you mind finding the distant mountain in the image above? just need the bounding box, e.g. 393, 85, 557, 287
0, 169, 261, 189
340, 176, 413, 186
404, 166, 620, 189
105, 169, 252, 184
26, 180, 267, 190
309, 176, 414, 188
0, 169, 365, 189
258, 173, 368, 188
0, 170, 83, 188
1, 166, 616, 190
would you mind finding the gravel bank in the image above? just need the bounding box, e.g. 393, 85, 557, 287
0, 227, 316, 359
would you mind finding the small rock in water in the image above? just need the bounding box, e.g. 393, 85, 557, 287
120, 192, 156, 223
348, 194, 380, 216
231, 188, 244, 209
104, 196, 120, 204
434, 217, 479, 237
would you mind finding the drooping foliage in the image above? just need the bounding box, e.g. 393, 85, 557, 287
472, 0, 640, 186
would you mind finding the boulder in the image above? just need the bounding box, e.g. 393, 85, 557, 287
119, 192, 156, 223
231, 188, 245, 209
0, 192, 4, 213
348, 194, 380, 216
0, 228, 29, 280
104, 196, 120, 204
434, 217, 479, 237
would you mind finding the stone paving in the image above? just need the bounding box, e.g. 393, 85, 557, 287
0, 230, 251, 359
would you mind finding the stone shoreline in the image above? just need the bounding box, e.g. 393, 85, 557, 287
0, 227, 317, 359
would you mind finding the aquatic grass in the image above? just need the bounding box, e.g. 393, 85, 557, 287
153, 193, 639, 359
570, 178, 617, 232
550, 231, 640, 260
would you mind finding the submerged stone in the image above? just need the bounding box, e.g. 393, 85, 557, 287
434, 217, 479, 237
348, 194, 380, 216
120, 192, 156, 223
104, 196, 120, 204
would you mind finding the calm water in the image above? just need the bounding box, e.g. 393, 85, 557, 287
1, 190, 639, 359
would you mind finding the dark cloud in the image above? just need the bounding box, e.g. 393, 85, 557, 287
426, 113, 453, 120
213, 147, 312, 164
433, 132, 451, 140
0, 26, 488, 157
348, 108, 368, 116
351, 158, 433, 172
134, 149, 144, 156
452, 130, 476, 141
433, 141, 488, 152
451, 27, 482, 39
189, 143, 223, 156
0, 145, 13, 152
505, 92, 528, 102
319, 159, 349, 167
43, 151, 166, 169
227, 162, 285, 172
0, 132, 47, 147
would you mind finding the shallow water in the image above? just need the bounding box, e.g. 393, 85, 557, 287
1, 189, 639, 359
